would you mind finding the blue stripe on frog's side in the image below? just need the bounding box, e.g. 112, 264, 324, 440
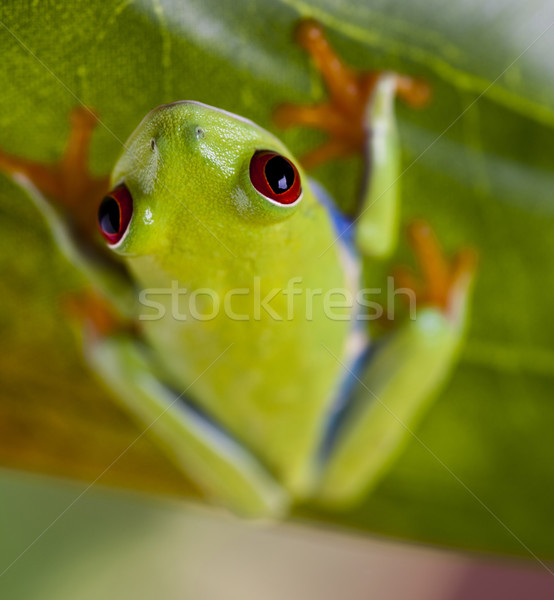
308, 178, 356, 253
317, 344, 375, 464
309, 178, 373, 465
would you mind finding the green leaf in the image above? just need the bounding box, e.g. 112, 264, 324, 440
0, 0, 553, 559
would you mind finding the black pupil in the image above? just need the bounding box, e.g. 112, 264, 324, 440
265, 156, 294, 194
98, 196, 120, 234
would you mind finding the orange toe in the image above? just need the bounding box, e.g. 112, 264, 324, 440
274, 19, 432, 171
399, 220, 477, 314
0, 106, 109, 239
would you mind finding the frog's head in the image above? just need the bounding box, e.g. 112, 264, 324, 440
97, 101, 309, 259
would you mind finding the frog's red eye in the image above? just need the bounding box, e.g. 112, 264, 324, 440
98, 184, 133, 245
249, 151, 301, 205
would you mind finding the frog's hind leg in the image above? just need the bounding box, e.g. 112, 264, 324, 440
61, 286, 288, 517
318, 221, 477, 508
60, 278, 290, 517
274, 19, 430, 257
86, 331, 290, 518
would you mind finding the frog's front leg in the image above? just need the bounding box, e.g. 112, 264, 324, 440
86, 325, 290, 518
318, 222, 477, 507
0, 107, 108, 238
275, 19, 430, 257
0, 107, 135, 317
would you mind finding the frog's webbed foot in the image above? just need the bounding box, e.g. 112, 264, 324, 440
0, 106, 109, 240
62, 287, 135, 339
393, 220, 478, 321
273, 19, 431, 170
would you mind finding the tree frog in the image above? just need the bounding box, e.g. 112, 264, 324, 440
0, 20, 475, 517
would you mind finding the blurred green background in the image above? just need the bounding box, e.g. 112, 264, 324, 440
1, 0, 553, 570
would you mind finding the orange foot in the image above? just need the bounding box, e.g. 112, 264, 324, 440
393, 220, 478, 320
274, 19, 431, 170
0, 106, 109, 239
62, 288, 132, 339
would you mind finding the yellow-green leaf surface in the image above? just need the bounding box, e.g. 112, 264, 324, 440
1, 0, 553, 558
